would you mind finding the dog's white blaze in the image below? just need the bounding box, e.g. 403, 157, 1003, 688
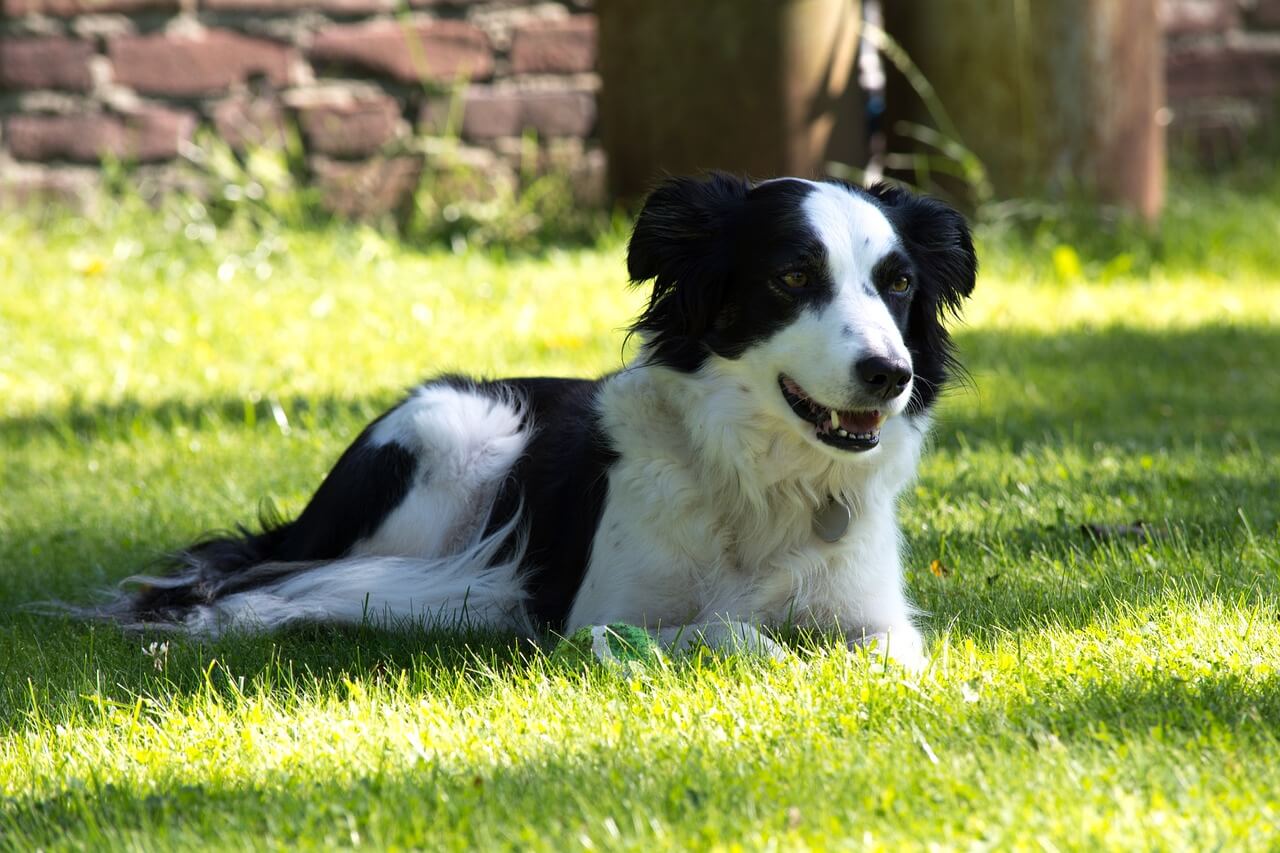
802, 182, 898, 280
786, 182, 914, 413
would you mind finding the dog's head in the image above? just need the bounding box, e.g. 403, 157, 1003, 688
628, 173, 977, 456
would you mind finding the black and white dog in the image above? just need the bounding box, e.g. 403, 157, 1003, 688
112, 174, 976, 670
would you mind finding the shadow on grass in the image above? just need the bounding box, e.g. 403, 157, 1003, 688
914, 542, 1278, 644
5, 668, 1278, 846
2, 324, 1278, 448
2, 324, 1278, 729
0, 393, 396, 447
937, 323, 1280, 447
0, 616, 536, 731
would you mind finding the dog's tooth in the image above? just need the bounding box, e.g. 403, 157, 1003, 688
830, 410, 840, 429
837, 429, 848, 437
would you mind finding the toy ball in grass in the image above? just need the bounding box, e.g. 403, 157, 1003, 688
551, 623, 663, 668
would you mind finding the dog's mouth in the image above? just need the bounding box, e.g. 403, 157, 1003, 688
779, 375, 883, 452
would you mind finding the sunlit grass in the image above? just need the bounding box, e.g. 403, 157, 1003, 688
2, 179, 1279, 848
5, 596, 1279, 849
0, 224, 636, 419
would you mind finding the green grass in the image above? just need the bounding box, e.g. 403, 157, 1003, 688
2, 177, 1280, 849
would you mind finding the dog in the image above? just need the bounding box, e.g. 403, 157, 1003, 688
106, 174, 977, 670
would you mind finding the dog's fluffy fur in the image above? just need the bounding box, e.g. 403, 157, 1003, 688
106, 174, 977, 669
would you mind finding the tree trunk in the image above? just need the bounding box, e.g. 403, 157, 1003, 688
883, 0, 1165, 221
598, 0, 864, 203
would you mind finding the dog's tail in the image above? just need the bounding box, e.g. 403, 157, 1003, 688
69, 513, 529, 638
117, 518, 296, 624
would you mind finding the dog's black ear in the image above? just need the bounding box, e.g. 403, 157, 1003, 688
868, 183, 978, 411
627, 173, 751, 370
868, 183, 977, 315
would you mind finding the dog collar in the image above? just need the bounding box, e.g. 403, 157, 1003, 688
813, 496, 851, 542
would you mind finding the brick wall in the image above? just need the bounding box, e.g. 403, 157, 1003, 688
2, 0, 1278, 213
1163, 0, 1280, 160
0, 0, 601, 212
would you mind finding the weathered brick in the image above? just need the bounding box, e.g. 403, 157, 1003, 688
1, 0, 175, 15
309, 21, 492, 84
1160, 0, 1238, 35
520, 90, 595, 137
0, 167, 98, 210
203, 0, 390, 13
295, 93, 403, 158
311, 154, 423, 218
439, 87, 596, 140
110, 29, 294, 97
211, 95, 288, 151
1167, 45, 1280, 99
510, 16, 596, 74
417, 95, 460, 135
456, 89, 521, 139
0, 37, 95, 92
6, 107, 195, 163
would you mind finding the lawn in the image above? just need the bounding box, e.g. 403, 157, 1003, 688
2, 178, 1279, 849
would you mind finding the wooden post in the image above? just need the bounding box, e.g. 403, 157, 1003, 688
883, 0, 1165, 221
597, 0, 864, 203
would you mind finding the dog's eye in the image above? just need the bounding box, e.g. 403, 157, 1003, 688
779, 271, 808, 289
888, 275, 911, 294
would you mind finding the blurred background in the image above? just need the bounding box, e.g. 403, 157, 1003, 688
0, 0, 1277, 242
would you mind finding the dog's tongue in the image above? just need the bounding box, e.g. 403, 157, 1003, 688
839, 410, 881, 432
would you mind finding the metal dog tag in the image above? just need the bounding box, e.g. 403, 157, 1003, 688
813, 497, 851, 543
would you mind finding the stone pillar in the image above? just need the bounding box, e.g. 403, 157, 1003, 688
597, 0, 864, 202
883, 0, 1166, 221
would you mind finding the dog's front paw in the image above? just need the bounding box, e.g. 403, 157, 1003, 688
850, 628, 929, 674
660, 620, 789, 661
710, 622, 788, 661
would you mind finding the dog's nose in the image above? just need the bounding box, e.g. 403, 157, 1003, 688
855, 356, 913, 400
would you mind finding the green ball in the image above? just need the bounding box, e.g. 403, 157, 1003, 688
551, 623, 663, 668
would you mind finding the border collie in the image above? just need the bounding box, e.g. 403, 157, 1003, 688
106, 174, 976, 670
